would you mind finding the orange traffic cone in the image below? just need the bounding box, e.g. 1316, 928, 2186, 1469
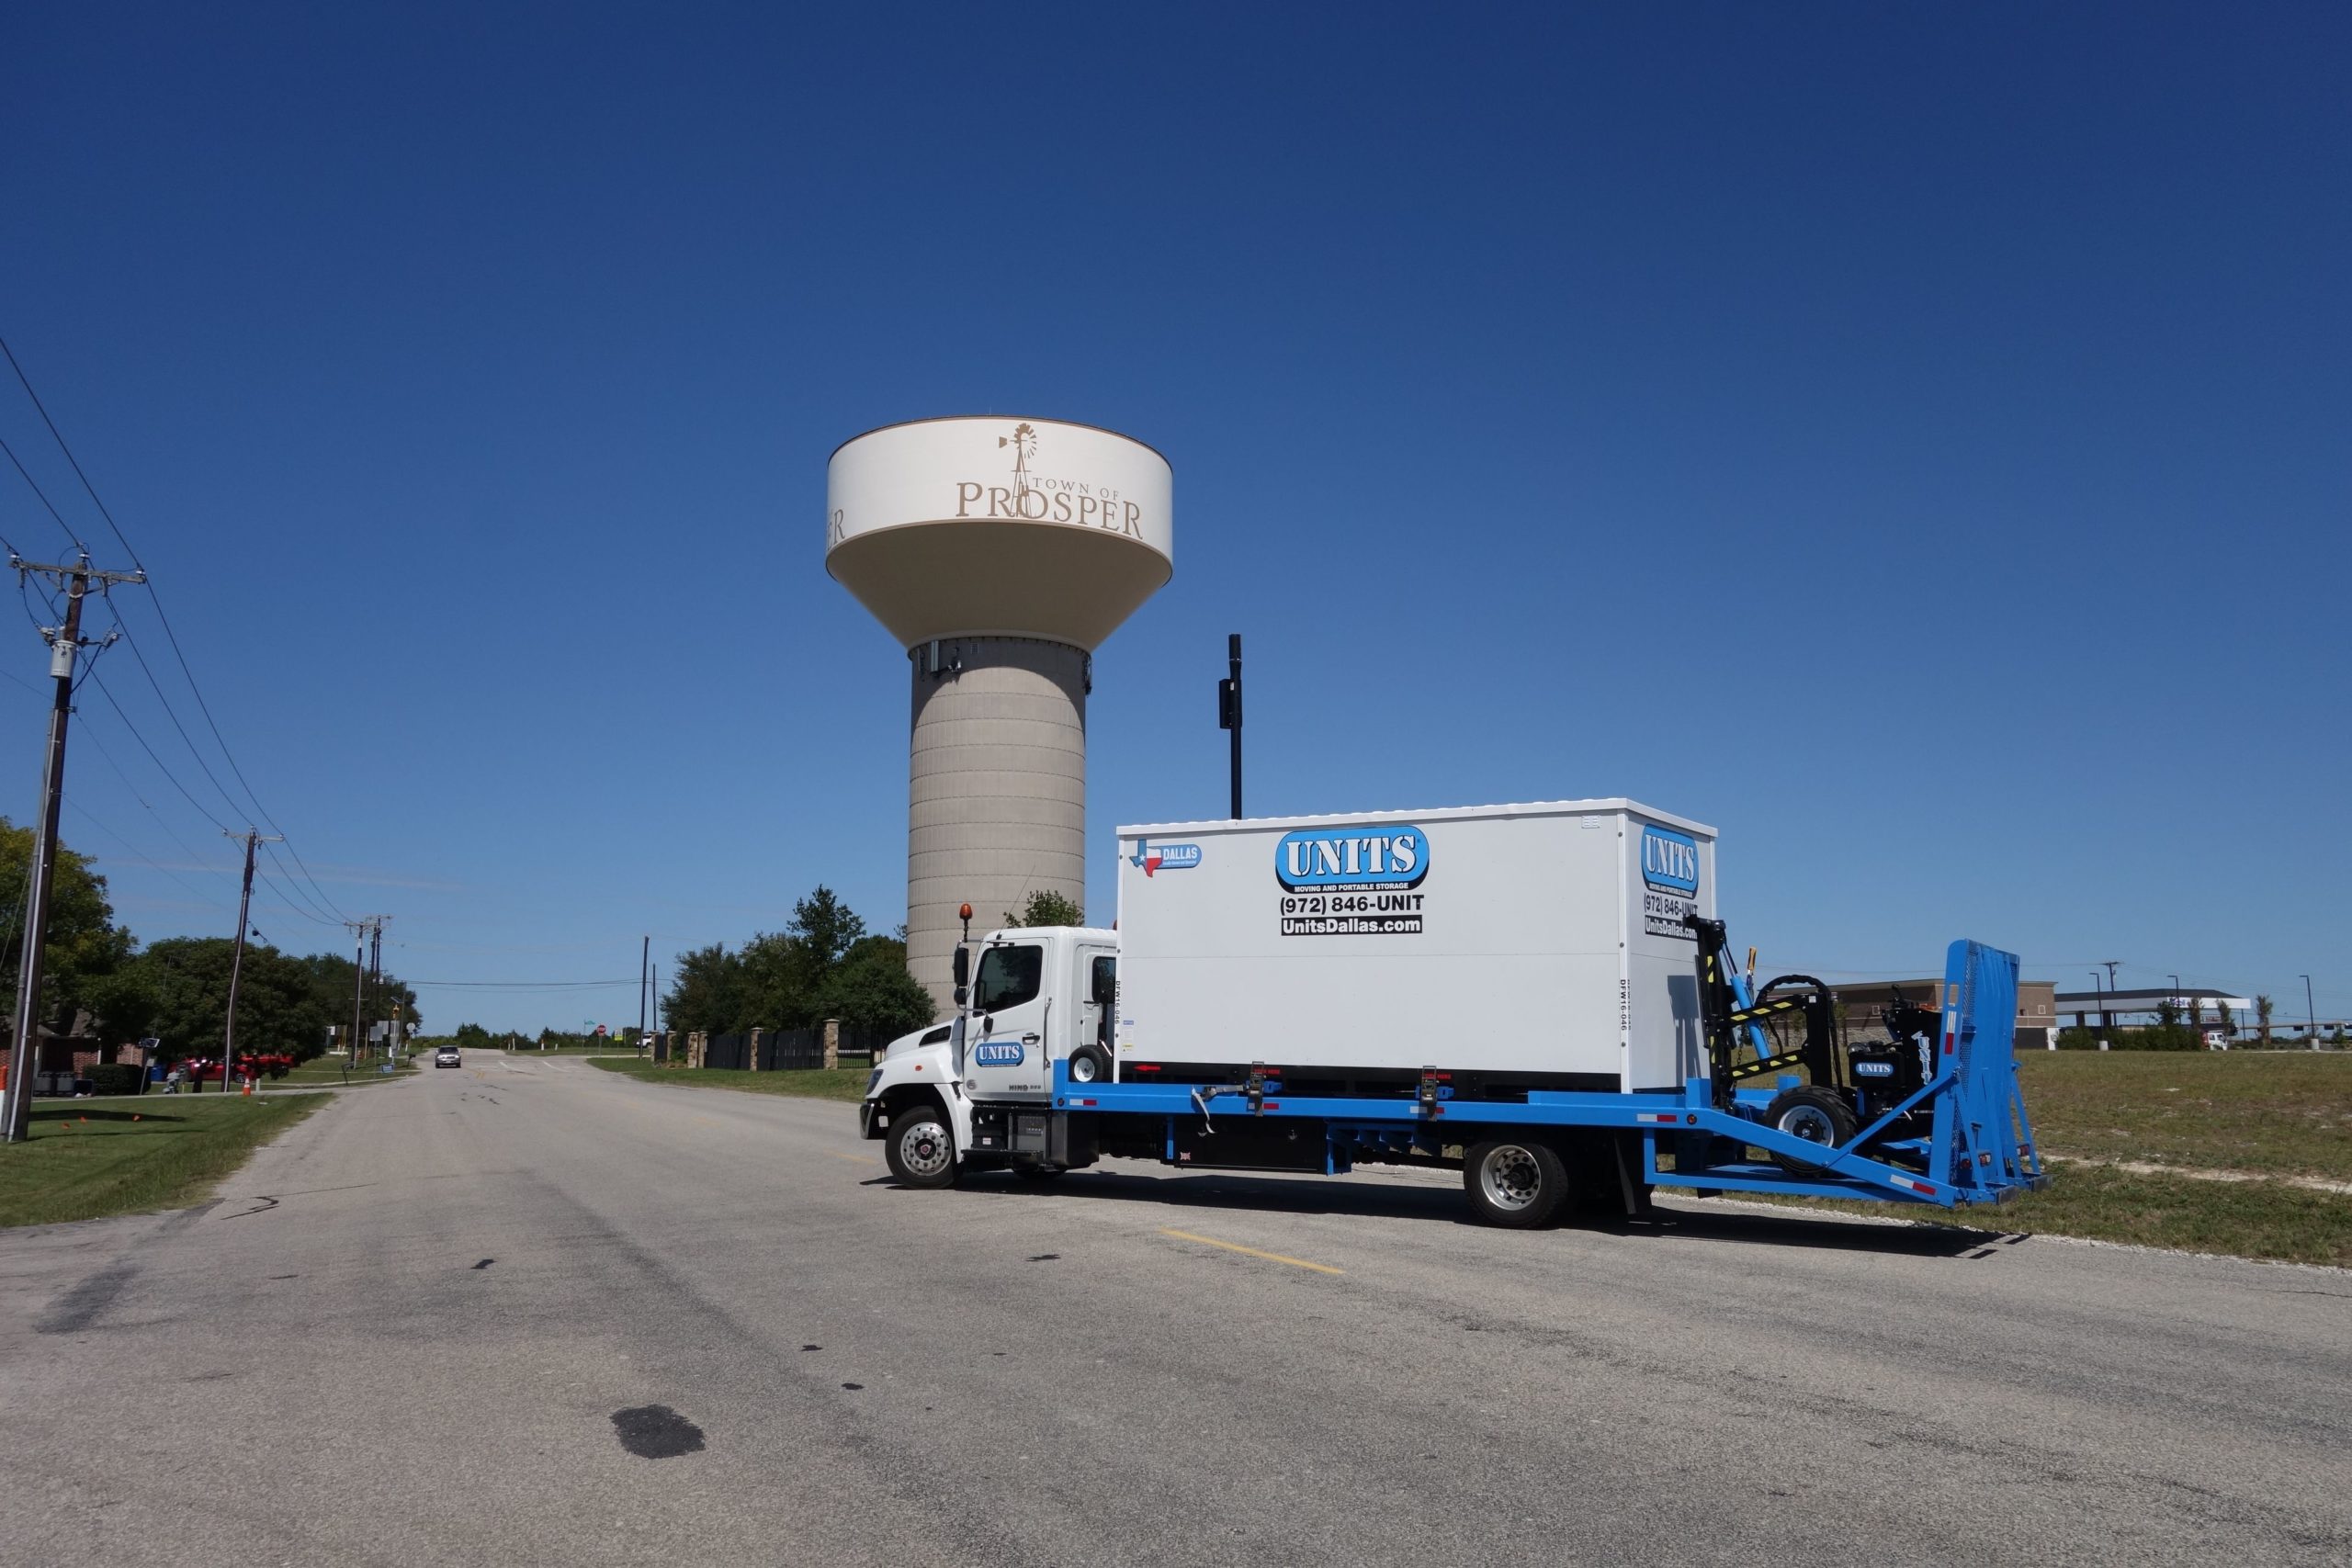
241, 1077, 254, 1097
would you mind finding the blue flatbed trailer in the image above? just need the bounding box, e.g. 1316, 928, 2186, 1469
1043, 939, 2044, 1213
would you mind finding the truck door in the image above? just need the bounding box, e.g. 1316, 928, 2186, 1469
965, 939, 1052, 1101
1077, 946, 1115, 1077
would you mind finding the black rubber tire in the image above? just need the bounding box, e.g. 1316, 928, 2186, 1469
1463, 1138, 1572, 1228
1066, 1044, 1111, 1084
883, 1099, 958, 1188
1762, 1086, 1859, 1175
1011, 1164, 1066, 1182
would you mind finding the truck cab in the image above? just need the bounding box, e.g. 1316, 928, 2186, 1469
859, 925, 1117, 1183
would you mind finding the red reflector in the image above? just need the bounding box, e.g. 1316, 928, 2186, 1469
1133, 1064, 1160, 1074
1943, 1034, 1956, 1054
1080, 1099, 1097, 1107
1261, 1101, 1280, 1110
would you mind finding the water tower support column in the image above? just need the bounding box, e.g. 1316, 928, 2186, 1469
905, 636, 1089, 1011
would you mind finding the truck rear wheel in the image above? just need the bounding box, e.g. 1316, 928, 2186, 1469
885, 1100, 958, 1188
1762, 1086, 1858, 1174
1464, 1138, 1570, 1228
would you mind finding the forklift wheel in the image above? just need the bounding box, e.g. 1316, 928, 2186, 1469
1762, 1087, 1859, 1175
1463, 1139, 1571, 1228
1066, 1044, 1111, 1084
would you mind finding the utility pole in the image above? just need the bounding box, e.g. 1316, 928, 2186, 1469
3, 552, 141, 1143
638, 935, 650, 1050
368, 919, 385, 1061
343, 917, 383, 1067
220, 829, 283, 1093
1217, 633, 1243, 819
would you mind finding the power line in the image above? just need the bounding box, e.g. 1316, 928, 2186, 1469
72, 718, 240, 886
1, 336, 351, 925
84, 670, 233, 832
253, 866, 343, 927
0, 431, 87, 554
260, 840, 343, 925
62, 797, 232, 912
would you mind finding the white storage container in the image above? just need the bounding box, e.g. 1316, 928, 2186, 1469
1114, 799, 1717, 1091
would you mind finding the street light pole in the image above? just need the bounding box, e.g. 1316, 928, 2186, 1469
2303, 975, 2318, 1050
2090, 971, 2109, 1051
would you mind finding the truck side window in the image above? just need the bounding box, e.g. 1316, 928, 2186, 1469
1091, 955, 1116, 1005
972, 944, 1044, 1013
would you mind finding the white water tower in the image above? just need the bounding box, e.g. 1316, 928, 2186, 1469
827, 417, 1172, 1010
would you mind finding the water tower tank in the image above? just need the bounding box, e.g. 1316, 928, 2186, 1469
827, 417, 1172, 1010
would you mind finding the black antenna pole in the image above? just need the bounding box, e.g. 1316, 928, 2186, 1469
1218, 634, 1243, 818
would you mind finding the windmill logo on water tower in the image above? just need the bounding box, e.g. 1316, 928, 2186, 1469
999, 422, 1038, 508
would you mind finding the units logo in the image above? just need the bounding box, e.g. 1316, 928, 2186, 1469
1640, 827, 1700, 895
1639, 825, 1701, 941
1275, 826, 1430, 892
1128, 839, 1202, 877
972, 1042, 1024, 1066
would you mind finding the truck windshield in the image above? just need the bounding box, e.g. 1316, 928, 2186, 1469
972, 944, 1044, 1012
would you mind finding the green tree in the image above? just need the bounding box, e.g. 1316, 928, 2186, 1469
818, 934, 936, 1037
663, 887, 933, 1035
665, 940, 752, 1035
1001, 889, 1083, 929
2256, 994, 2274, 1043
0, 818, 134, 1038
289, 951, 418, 1045
128, 936, 339, 1060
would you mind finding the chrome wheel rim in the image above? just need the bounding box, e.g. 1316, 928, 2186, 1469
1069, 1055, 1100, 1083
1477, 1145, 1543, 1212
898, 1119, 953, 1178
1780, 1105, 1838, 1145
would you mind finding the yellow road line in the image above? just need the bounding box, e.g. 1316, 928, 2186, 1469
1159, 1228, 1342, 1276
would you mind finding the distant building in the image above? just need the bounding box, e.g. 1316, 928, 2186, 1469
2051, 987, 2252, 1038
1832, 978, 2060, 1048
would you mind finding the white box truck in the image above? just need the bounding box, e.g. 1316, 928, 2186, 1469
858, 799, 2044, 1227
1114, 800, 1714, 1092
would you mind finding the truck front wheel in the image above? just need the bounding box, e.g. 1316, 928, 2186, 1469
885, 1100, 958, 1188
1464, 1138, 1570, 1228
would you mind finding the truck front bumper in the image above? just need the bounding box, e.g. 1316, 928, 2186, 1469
858, 1099, 881, 1140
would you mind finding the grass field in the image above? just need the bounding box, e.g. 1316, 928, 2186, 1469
1742, 1053, 2352, 1268
0, 1094, 331, 1228
586, 1058, 870, 1102
2011, 1050, 2348, 1179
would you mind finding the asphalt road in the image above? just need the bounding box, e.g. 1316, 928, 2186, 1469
2, 1055, 2346, 1567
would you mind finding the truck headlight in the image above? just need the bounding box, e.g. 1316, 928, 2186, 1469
865, 1069, 883, 1097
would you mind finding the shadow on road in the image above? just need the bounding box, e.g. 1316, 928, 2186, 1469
941, 1167, 2015, 1259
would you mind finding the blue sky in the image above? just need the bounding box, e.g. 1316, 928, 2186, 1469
4, 3, 2346, 1032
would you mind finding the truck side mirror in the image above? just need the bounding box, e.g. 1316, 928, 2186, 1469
952, 945, 969, 989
